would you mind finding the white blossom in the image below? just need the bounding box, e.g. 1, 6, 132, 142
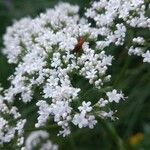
25, 131, 58, 150
72, 112, 89, 128
2, 0, 150, 147
106, 89, 124, 103
98, 98, 109, 107
78, 101, 92, 113
142, 51, 150, 63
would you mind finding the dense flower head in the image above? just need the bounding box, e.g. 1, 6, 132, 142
0, 0, 149, 149
2, 2, 121, 138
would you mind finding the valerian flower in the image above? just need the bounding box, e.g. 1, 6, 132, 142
0, 0, 149, 149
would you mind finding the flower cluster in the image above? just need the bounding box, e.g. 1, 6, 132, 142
129, 37, 150, 63
24, 131, 58, 150
72, 101, 97, 129
2, 2, 122, 138
0, 0, 149, 149
85, 0, 150, 62
0, 86, 26, 148
1, 85, 58, 149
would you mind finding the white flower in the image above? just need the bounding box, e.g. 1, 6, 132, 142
133, 37, 145, 45
128, 46, 143, 56
72, 112, 88, 128
106, 89, 124, 103
58, 127, 71, 137
0, 117, 8, 130
86, 69, 97, 80
36, 101, 52, 128
51, 53, 61, 68
15, 119, 26, 135
142, 51, 150, 63
87, 115, 97, 129
98, 98, 109, 107
78, 101, 92, 113
99, 110, 116, 120
51, 101, 72, 122
25, 131, 58, 150
72, 112, 97, 129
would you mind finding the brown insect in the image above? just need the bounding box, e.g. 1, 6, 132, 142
73, 36, 85, 53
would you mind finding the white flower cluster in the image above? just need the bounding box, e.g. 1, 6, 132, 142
1, 86, 58, 150
2, 2, 123, 137
72, 101, 97, 129
85, 0, 150, 62
24, 131, 58, 150
0, 88, 26, 148
0, 0, 149, 148
129, 37, 150, 63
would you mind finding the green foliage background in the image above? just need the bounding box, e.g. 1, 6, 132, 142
0, 0, 150, 150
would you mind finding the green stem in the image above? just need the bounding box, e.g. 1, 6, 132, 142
99, 119, 126, 150
69, 134, 76, 150
114, 55, 131, 87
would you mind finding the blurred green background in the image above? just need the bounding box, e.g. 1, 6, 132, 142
0, 0, 150, 150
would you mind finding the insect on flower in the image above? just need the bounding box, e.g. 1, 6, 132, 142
73, 36, 85, 53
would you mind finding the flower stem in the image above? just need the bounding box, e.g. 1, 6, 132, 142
99, 119, 126, 150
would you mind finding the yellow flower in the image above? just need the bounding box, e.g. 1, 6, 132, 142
129, 133, 144, 146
